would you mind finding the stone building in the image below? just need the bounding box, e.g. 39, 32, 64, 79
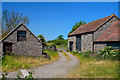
0, 22, 42, 56
68, 14, 120, 53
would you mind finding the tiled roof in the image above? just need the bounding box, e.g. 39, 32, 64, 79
95, 20, 120, 42
69, 14, 117, 36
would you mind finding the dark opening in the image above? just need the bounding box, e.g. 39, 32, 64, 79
69, 41, 73, 51
17, 31, 26, 41
76, 35, 81, 51
107, 42, 120, 49
3, 42, 12, 54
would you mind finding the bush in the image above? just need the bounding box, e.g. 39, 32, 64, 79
72, 51, 91, 58
98, 46, 119, 60
73, 51, 78, 54
66, 49, 69, 52
82, 51, 90, 58
47, 39, 67, 46
59, 50, 62, 52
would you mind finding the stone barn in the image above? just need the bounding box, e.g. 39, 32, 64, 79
68, 14, 120, 53
0, 22, 42, 56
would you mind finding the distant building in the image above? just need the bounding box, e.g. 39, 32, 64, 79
0, 22, 42, 56
68, 14, 120, 52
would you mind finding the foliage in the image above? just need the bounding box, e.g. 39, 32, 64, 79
68, 51, 118, 78
98, 46, 120, 60
25, 71, 34, 79
37, 34, 47, 47
2, 71, 34, 79
81, 51, 90, 58
56, 44, 68, 51
73, 51, 78, 54
66, 49, 69, 52
49, 44, 57, 51
47, 35, 68, 47
54, 39, 67, 45
59, 50, 62, 52
68, 20, 86, 35
2, 10, 30, 38
72, 50, 92, 58
1, 73, 8, 80
57, 35, 64, 39
1, 53, 58, 72
49, 44, 56, 48
43, 49, 59, 58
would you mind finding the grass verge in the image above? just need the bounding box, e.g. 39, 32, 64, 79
66, 52, 118, 78
60, 51, 71, 61
1, 49, 59, 72
43, 49, 59, 63
56, 45, 67, 50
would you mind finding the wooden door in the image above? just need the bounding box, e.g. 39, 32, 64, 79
3, 42, 12, 54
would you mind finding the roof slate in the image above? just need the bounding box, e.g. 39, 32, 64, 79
69, 14, 118, 36
95, 20, 120, 42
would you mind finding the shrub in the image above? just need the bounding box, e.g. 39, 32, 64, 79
66, 49, 69, 52
82, 51, 89, 58
59, 50, 62, 52
98, 46, 119, 60
73, 51, 78, 54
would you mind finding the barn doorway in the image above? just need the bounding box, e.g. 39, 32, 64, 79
3, 42, 12, 54
69, 41, 73, 51
76, 35, 81, 51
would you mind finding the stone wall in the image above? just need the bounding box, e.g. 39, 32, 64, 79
3, 24, 42, 56
81, 33, 93, 52
68, 36, 76, 51
0, 41, 3, 56
94, 16, 118, 40
94, 42, 106, 53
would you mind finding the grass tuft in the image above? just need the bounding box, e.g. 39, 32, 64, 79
66, 51, 118, 78
1, 49, 59, 72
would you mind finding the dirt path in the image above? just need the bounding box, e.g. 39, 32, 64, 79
6, 51, 79, 78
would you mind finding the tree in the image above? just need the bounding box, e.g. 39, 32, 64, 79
57, 35, 64, 40
2, 10, 30, 38
68, 20, 86, 35
37, 35, 47, 47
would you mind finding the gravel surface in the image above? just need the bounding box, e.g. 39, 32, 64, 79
28, 51, 79, 78
5, 51, 79, 78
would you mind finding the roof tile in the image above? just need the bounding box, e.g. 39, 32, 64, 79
69, 14, 116, 36
95, 20, 120, 42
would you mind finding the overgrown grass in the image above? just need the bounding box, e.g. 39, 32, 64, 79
1, 49, 59, 72
67, 52, 118, 78
43, 49, 59, 62
60, 51, 71, 61
56, 44, 67, 50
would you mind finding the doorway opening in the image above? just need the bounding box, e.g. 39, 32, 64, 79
69, 41, 73, 51
3, 42, 12, 54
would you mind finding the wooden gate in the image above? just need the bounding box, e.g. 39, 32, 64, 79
3, 42, 12, 54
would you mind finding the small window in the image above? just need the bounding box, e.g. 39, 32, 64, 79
17, 31, 26, 41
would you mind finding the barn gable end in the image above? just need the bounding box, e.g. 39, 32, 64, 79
1, 22, 42, 56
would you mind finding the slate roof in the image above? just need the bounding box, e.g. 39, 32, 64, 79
68, 14, 119, 36
95, 20, 120, 42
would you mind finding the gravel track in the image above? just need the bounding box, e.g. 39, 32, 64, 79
6, 51, 79, 78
